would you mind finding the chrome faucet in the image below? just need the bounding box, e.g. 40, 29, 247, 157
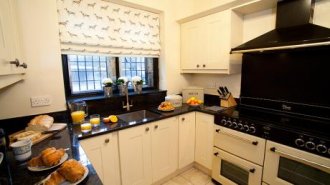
122, 82, 133, 111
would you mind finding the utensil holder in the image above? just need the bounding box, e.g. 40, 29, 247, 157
220, 93, 237, 107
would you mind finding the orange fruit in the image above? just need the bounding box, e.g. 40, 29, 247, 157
109, 115, 118, 123
103, 117, 110, 123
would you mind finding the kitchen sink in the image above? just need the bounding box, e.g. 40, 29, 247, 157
117, 110, 162, 123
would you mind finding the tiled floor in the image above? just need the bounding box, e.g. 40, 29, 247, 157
162, 168, 216, 185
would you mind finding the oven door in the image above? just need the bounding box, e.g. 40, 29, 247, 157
212, 147, 262, 185
263, 141, 330, 185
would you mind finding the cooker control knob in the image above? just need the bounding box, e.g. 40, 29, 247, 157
305, 141, 316, 150
295, 138, 305, 147
221, 119, 227, 125
232, 122, 238, 128
227, 120, 232, 127
249, 126, 256, 133
238, 123, 243, 130
316, 144, 327, 154
244, 125, 249, 132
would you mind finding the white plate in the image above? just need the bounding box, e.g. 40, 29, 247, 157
38, 165, 89, 185
28, 153, 68, 172
48, 123, 67, 131
0, 152, 3, 165
157, 107, 175, 112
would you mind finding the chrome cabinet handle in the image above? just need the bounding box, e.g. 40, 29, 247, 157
19, 63, 27, 68
181, 117, 185, 121
10, 59, 27, 68
203, 64, 206, 67
10, 59, 20, 67
216, 128, 258, 146
270, 147, 330, 170
196, 64, 200, 68
214, 152, 219, 156
104, 138, 110, 143
154, 125, 158, 129
249, 168, 255, 173
145, 127, 150, 132
214, 152, 256, 173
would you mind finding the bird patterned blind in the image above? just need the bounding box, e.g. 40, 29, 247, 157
57, 0, 160, 57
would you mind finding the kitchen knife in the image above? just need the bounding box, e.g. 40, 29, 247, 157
217, 89, 223, 98
224, 86, 229, 94
219, 87, 227, 96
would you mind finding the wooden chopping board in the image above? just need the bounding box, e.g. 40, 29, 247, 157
9, 123, 67, 146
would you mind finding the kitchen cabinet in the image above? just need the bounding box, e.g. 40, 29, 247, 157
178, 112, 196, 168
79, 132, 121, 185
0, 0, 26, 89
195, 112, 214, 170
119, 117, 178, 185
180, 10, 242, 74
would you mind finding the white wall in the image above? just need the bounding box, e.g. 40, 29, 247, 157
0, 0, 66, 119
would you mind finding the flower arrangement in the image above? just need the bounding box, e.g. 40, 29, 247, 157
131, 76, 143, 85
116, 76, 129, 85
102, 78, 113, 87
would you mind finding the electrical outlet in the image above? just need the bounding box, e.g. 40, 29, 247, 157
30, 95, 52, 107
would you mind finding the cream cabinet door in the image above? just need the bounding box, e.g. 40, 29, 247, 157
205, 11, 231, 70
0, 0, 23, 75
151, 117, 179, 182
195, 112, 214, 170
119, 124, 152, 185
79, 132, 121, 185
178, 112, 196, 168
181, 18, 203, 70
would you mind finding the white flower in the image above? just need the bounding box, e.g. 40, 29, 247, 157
102, 78, 113, 86
117, 76, 128, 84
131, 76, 142, 84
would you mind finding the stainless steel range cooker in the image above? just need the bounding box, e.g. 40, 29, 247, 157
212, 107, 330, 185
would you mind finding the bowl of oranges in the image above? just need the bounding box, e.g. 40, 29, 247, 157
158, 101, 175, 112
186, 97, 203, 107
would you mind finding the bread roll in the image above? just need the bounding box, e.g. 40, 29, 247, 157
27, 156, 44, 167
13, 130, 41, 142
44, 171, 65, 185
58, 159, 85, 183
26, 115, 54, 131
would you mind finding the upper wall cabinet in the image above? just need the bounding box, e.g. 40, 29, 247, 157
0, 0, 26, 89
180, 10, 242, 74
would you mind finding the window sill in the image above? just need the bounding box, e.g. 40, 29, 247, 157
67, 89, 166, 102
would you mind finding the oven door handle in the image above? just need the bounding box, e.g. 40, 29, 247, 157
213, 152, 256, 173
270, 147, 330, 170
216, 128, 258, 146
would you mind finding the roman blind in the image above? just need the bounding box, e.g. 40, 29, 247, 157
56, 0, 160, 57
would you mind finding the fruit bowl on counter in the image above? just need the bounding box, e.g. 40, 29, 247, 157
158, 101, 175, 112
186, 97, 203, 107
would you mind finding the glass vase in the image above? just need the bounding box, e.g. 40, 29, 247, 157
104, 86, 113, 97
118, 84, 127, 96
134, 84, 142, 94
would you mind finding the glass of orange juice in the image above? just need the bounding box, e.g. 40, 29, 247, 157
90, 114, 100, 127
71, 111, 85, 124
81, 123, 92, 133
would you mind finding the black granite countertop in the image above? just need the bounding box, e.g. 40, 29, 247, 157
74, 104, 227, 140
4, 128, 102, 185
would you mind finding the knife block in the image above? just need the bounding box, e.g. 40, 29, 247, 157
220, 93, 237, 108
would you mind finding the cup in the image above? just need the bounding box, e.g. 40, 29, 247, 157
80, 123, 92, 133
71, 111, 85, 124
90, 114, 100, 127
10, 139, 32, 161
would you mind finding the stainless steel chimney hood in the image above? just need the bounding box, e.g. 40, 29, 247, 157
231, 0, 330, 53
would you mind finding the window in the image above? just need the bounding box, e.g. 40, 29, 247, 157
62, 54, 158, 97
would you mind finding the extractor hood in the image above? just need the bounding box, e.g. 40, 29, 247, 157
231, 0, 330, 53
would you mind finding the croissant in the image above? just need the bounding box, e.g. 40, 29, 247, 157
41, 148, 65, 167
58, 159, 85, 183
27, 147, 65, 167
44, 171, 65, 185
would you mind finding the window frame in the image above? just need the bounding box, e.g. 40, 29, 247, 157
62, 54, 159, 99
